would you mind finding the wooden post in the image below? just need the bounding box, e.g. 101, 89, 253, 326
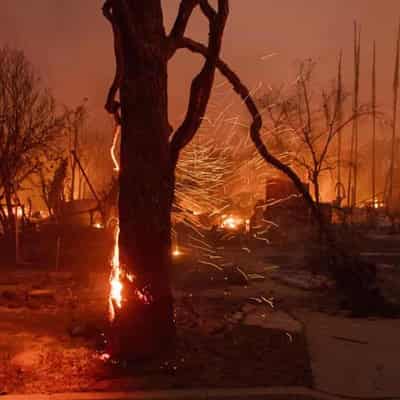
372, 40, 377, 210
353, 22, 361, 207
336, 51, 344, 206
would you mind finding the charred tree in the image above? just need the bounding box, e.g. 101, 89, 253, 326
176, 35, 390, 317
0, 47, 65, 240
103, 0, 228, 359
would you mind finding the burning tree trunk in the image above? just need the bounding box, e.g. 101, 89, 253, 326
103, 0, 228, 359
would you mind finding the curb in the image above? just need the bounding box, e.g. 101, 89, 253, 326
3, 386, 400, 400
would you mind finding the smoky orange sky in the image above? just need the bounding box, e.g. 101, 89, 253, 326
1, 0, 399, 130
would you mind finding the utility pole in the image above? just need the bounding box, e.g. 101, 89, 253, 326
372, 40, 377, 208
336, 51, 344, 206
347, 22, 361, 209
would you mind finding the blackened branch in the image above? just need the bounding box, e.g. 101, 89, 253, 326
177, 37, 319, 219
170, 0, 229, 165
199, 0, 217, 21
102, 0, 123, 124
168, 0, 199, 58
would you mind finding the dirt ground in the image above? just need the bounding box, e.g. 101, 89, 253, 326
1, 235, 399, 395
0, 245, 315, 395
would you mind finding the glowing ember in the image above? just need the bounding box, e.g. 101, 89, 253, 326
93, 223, 103, 229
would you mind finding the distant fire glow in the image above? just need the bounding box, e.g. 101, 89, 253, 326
173, 246, 182, 257
373, 199, 383, 209
220, 215, 243, 230
1, 207, 23, 218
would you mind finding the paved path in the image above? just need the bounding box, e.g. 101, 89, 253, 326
295, 311, 400, 398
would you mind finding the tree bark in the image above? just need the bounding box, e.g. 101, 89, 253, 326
103, 0, 229, 359
109, 1, 175, 360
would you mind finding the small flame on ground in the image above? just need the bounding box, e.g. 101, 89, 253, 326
99, 352, 111, 362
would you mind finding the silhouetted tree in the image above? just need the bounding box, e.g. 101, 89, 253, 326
102, 0, 229, 359
0, 47, 66, 237
259, 59, 369, 207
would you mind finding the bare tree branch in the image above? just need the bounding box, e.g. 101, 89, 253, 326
0, 47, 66, 234
168, 0, 199, 58
102, 0, 123, 123
170, 0, 229, 165
177, 37, 319, 218
199, 0, 217, 20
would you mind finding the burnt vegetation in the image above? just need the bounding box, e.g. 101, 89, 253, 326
1, 1, 400, 394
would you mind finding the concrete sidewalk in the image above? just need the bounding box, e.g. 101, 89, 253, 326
295, 311, 400, 399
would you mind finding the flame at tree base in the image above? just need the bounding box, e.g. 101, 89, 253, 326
109, 225, 122, 322
105, 220, 175, 361
108, 225, 151, 322
107, 125, 151, 324
108, 126, 151, 324
105, 125, 172, 361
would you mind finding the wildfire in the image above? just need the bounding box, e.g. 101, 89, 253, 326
172, 246, 182, 257
220, 215, 243, 230
373, 198, 384, 209
107, 125, 151, 323
110, 125, 121, 172
109, 124, 122, 322
109, 224, 122, 321
1, 206, 23, 218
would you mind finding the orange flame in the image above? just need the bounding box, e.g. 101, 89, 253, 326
109, 124, 122, 322
109, 224, 122, 321
220, 215, 243, 230
110, 125, 121, 172
172, 246, 182, 257
108, 124, 151, 323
